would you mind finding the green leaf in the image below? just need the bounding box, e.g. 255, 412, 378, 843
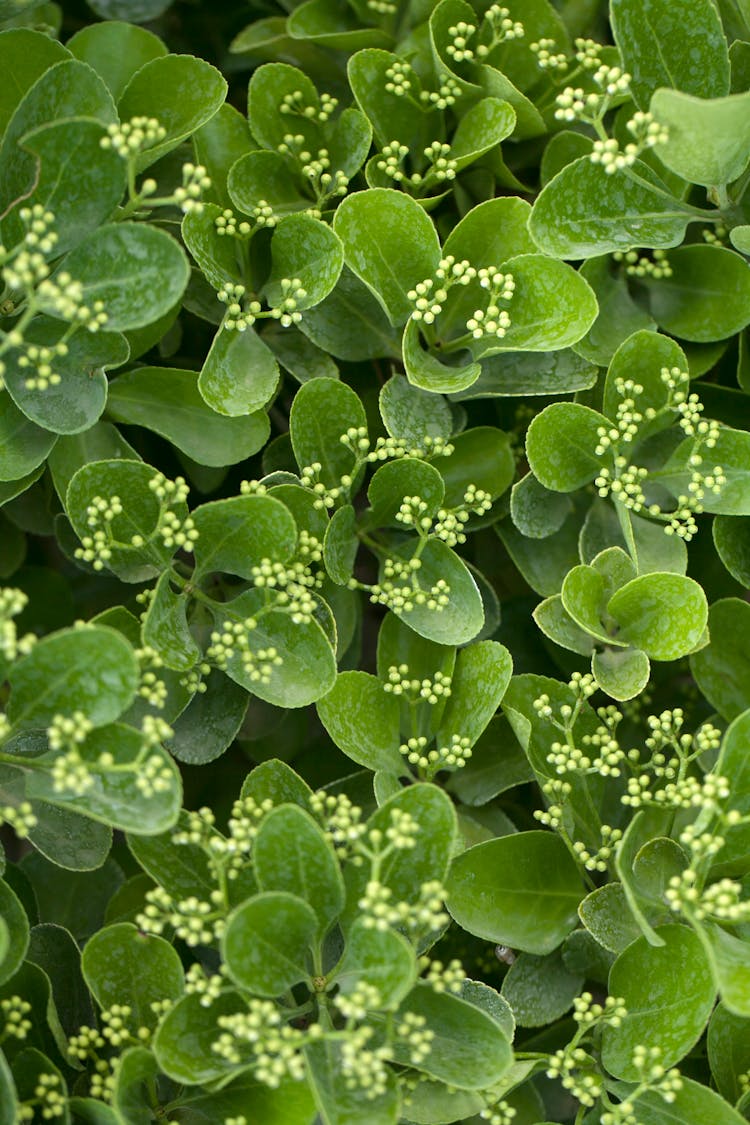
438, 426, 514, 506
366, 458, 445, 528
714, 516, 750, 585
67, 20, 167, 101
222, 891, 317, 996
699, 923, 750, 1017
117, 53, 227, 171
66, 459, 184, 581
402, 317, 481, 394
501, 947, 583, 1028
631, 1076, 747, 1125
334, 918, 416, 1009
289, 376, 367, 486
393, 983, 512, 1089
8, 624, 137, 728
323, 504, 358, 584
88, 0, 172, 18
22, 852, 124, 941
602, 925, 716, 1079
3, 320, 128, 436
108, 366, 269, 466
192, 494, 297, 580
575, 257, 656, 367
316, 671, 404, 774
436, 641, 512, 749
212, 591, 337, 708
643, 245, 750, 342
264, 214, 344, 310
298, 266, 401, 362
0, 879, 29, 985
305, 1038, 400, 1125
82, 922, 184, 1031
27, 922, 93, 1036
181, 203, 246, 290
510, 473, 573, 538
0, 28, 69, 138
379, 377, 453, 445
247, 62, 324, 152
608, 573, 708, 660
465, 348, 598, 398
0, 394, 57, 482
199, 324, 280, 418
708, 1003, 750, 1104
592, 647, 651, 701
44, 223, 189, 333
446, 831, 586, 955
27, 723, 182, 835
342, 784, 457, 932
526, 402, 608, 491
384, 539, 484, 647
153, 991, 247, 1085
253, 804, 344, 934
167, 670, 248, 766
579, 882, 643, 954
650, 89, 750, 187
603, 328, 687, 422
128, 816, 215, 902
333, 189, 441, 325
731, 225, 750, 256
611, 0, 730, 108
262, 323, 339, 384
529, 157, 691, 260
142, 571, 199, 672
0, 58, 116, 217
561, 564, 627, 647
4, 117, 126, 257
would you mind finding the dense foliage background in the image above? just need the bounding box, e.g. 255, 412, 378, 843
0, 0, 749, 1121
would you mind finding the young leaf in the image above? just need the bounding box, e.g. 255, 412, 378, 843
222, 892, 317, 996
525, 402, 608, 491
253, 804, 344, 934
333, 189, 441, 325
651, 89, 750, 187
607, 572, 708, 660
192, 494, 298, 579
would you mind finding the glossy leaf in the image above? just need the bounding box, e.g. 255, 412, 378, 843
446, 831, 586, 955
82, 923, 184, 1030
222, 892, 317, 996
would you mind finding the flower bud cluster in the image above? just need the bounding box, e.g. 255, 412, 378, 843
213, 1000, 307, 1085
310, 789, 365, 858
613, 248, 673, 279
207, 618, 283, 685
420, 76, 462, 109
0, 588, 35, 662
530, 37, 568, 70
400, 732, 472, 777
384, 59, 413, 96
420, 956, 465, 993
397, 1011, 435, 1064
384, 664, 453, 704
335, 981, 382, 1022
467, 267, 515, 340
476, 5, 524, 58
408, 257, 477, 324
279, 89, 337, 123
665, 870, 750, 923
17, 1072, 66, 1121
185, 962, 226, 1007
137, 885, 224, 946
571, 823, 623, 872
0, 802, 38, 838
249, 556, 321, 625
100, 116, 167, 157
366, 557, 451, 615
631, 1045, 683, 1101
358, 877, 448, 934
547, 1046, 603, 1106
0, 995, 32, 1041
173, 162, 211, 214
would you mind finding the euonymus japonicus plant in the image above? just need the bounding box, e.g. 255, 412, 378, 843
0, 0, 750, 1121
